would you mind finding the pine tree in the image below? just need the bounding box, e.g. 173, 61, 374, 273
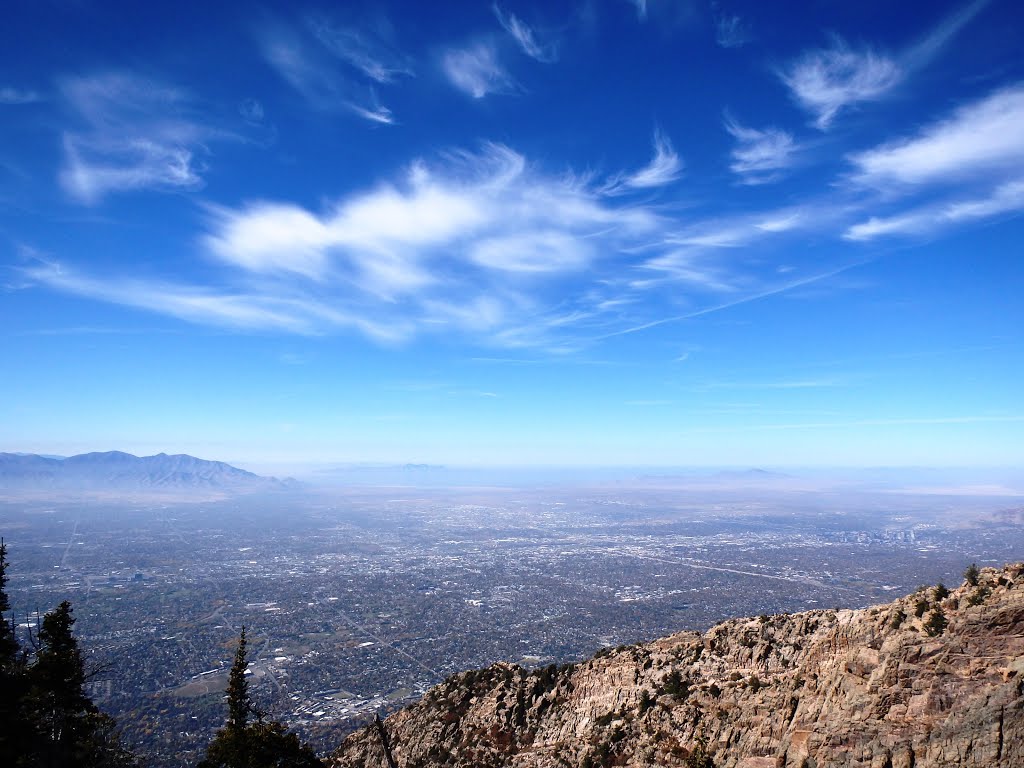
0, 538, 29, 765
23, 600, 136, 768
227, 627, 250, 734
0, 539, 18, 666
199, 628, 319, 768
964, 562, 980, 587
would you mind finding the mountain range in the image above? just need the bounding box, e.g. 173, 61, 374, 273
0, 451, 295, 493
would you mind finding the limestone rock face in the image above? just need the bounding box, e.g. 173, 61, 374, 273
330, 565, 1024, 768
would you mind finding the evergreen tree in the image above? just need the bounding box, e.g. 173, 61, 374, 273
0, 539, 18, 666
964, 563, 980, 587
1, 543, 134, 768
22, 600, 136, 768
924, 607, 948, 637
29, 601, 96, 750
227, 627, 250, 733
0, 538, 30, 765
199, 629, 319, 768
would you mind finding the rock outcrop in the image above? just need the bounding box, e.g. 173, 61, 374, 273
331, 564, 1024, 767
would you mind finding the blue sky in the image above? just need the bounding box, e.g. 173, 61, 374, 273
2, 0, 1023, 468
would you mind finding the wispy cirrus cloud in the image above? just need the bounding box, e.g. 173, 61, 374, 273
305, 15, 414, 83
779, 37, 901, 130
23, 260, 406, 341
843, 84, 1024, 241
780, 0, 990, 129
715, 14, 751, 49
0, 86, 42, 104
29, 135, 872, 350
849, 84, 1024, 187
442, 42, 515, 98
724, 117, 798, 184
633, 206, 816, 291
844, 178, 1024, 241
58, 73, 218, 204
259, 15, 409, 123
260, 25, 343, 108
205, 143, 656, 294
902, 0, 991, 71
603, 129, 683, 194
493, 5, 558, 63
348, 101, 395, 125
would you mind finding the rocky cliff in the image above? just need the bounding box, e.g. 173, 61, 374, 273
331, 564, 1024, 768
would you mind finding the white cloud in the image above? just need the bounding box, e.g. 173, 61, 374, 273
636, 249, 737, 291
844, 178, 1024, 241
843, 212, 933, 241
206, 143, 657, 296
725, 118, 797, 184
493, 5, 558, 63
58, 73, 215, 203
665, 206, 811, 250
780, 1, 990, 130
715, 14, 751, 49
442, 43, 515, 98
260, 28, 346, 109
305, 15, 413, 83
603, 130, 683, 194
24, 261, 405, 341
944, 178, 1024, 220
33, 138, 863, 350
191, 142, 669, 347
62, 136, 202, 202
204, 202, 333, 279
0, 86, 42, 104
470, 231, 592, 273
259, 21, 400, 123
755, 213, 804, 233
779, 37, 901, 130
849, 84, 1024, 187
348, 102, 395, 125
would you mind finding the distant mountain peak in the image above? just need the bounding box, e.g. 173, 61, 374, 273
0, 451, 296, 495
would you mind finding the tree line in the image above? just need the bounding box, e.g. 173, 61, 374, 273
0, 540, 321, 768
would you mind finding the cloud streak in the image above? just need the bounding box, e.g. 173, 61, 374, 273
779, 37, 900, 130
442, 42, 515, 98
259, 17, 406, 123
493, 5, 558, 63
844, 178, 1024, 241
779, 0, 990, 129
305, 15, 414, 83
715, 14, 751, 49
24, 261, 404, 340
36, 138, 866, 350
849, 84, 1024, 187
603, 130, 683, 194
57, 73, 218, 203
725, 118, 798, 184
0, 86, 42, 104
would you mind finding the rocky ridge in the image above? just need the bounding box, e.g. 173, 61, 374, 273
332, 564, 1024, 768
